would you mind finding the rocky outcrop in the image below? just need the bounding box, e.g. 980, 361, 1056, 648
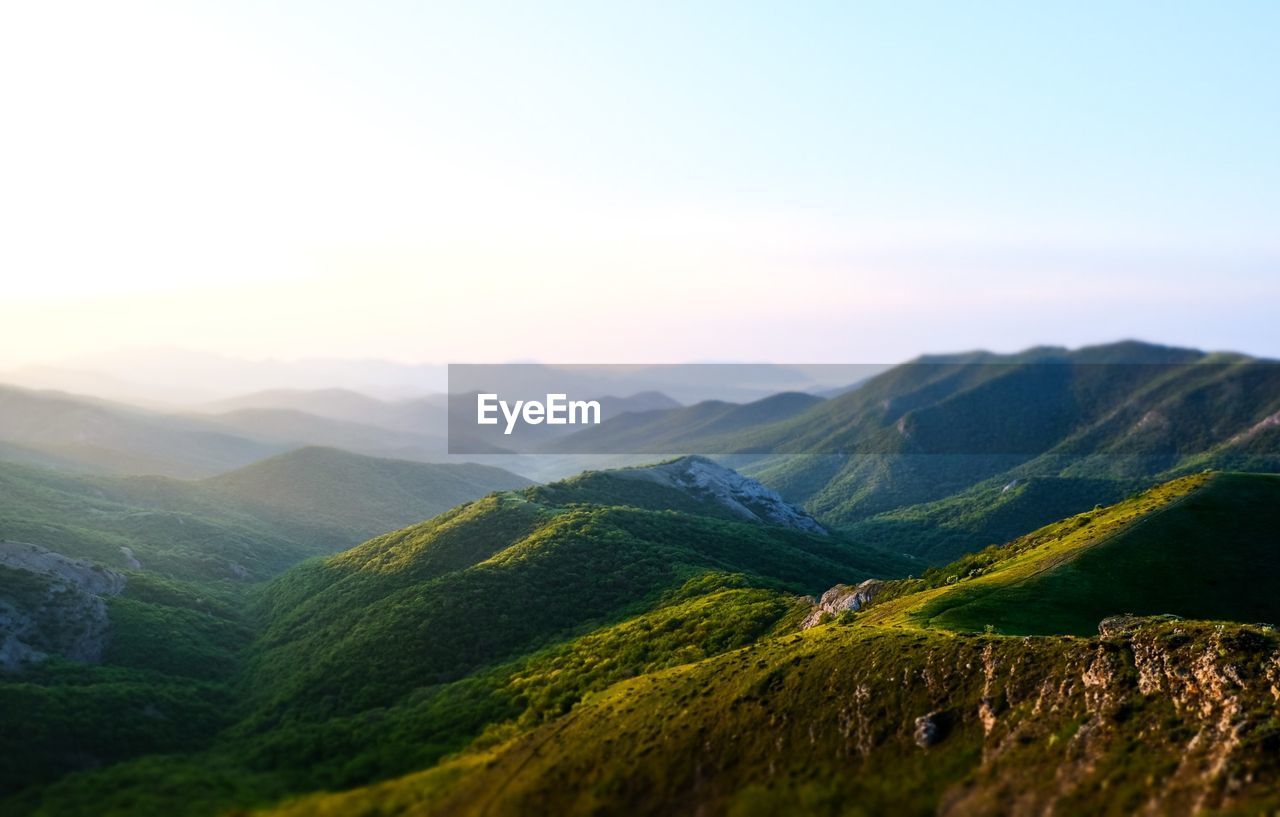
619, 456, 827, 534
914, 711, 946, 747
801, 580, 882, 628
0, 541, 125, 672
939, 617, 1280, 816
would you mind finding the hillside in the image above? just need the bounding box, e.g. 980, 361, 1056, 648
0, 448, 533, 811
2, 458, 916, 817
272, 616, 1280, 817
542, 342, 1280, 561
198, 447, 530, 541
243, 457, 911, 723
251, 471, 1280, 817
0, 384, 281, 478
11, 467, 1280, 816
863, 473, 1280, 636
0, 459, 326, 581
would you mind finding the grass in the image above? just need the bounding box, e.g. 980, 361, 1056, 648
261, 616, 1280, 817
871, 473, 1280, 636
12, 461, 1280, 817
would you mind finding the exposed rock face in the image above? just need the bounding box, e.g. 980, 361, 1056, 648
939, 618, 1280, 816
914, 711, 944, 747
801, 580, 882, 629
0, 541, 125, 672
619, 456, 827, 534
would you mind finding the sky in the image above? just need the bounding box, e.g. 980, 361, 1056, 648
1, 0, 1278, 370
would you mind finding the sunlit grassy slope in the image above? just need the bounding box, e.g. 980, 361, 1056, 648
254, 471, 1280, 817
5, 462, 917, 817
863, 472, 1280, 635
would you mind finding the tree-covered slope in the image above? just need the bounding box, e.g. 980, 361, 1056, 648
0, 450, 529, 811
244, 459, 916, 724
1, 457, 916, 817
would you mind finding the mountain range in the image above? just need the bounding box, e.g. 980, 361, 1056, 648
5, 339, 1280, 816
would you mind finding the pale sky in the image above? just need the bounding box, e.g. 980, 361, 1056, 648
2, 1, 1278, 369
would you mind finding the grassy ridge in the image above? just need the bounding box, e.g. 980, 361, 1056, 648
11, 457, 1280, 816
261, 617, 1280, 817
244, 487, 915, 723
907, 473, 1280, 634
3, 463, 914, 817
251, 472, 1280, 817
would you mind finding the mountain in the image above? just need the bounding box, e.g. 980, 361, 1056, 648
0, 449, 529, 583
199, 447, 530, 540
0, 448, 531, 810
252, 472, 1280, 817
0, 382, 500, 478
1, 458, 917, 817
0, 384, 281, 478
10, 342, 1280, 817
10, 349, 450, 404
552, 391, 822, 453
542, 341, 1280, 562
196, 388, 446, 433
198, 408, 445, 462
12, 464, 1280, 816
243, 457, 911, 722
866, 472, 1280, 635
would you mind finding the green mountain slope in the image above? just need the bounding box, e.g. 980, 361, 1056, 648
0, 448, 529, 582
256, 471, 1280, 817
873, 473, 1280, 635
0, 450, 530, 806
1, 458, 917, 817
842, 474, 1142, 562
198, 446, 531, 542
275, 617, 1280, 817
550, 341, 1280, 562
244, 458, 914, 722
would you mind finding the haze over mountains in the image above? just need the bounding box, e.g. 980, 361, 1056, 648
5, 339, 1280, 816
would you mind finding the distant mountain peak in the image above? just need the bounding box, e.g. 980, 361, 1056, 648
616, 456, 827, 534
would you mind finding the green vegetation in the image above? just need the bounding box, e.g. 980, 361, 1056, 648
0, 448, 528, 581
546, 342, 1280, 563
1, 455, 913, 816
904, 473, 1280, 635
250, 473, 1280, 817
0, 450, 530, 814
262, 617, 1280, 817
8, 380, 1280, 817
